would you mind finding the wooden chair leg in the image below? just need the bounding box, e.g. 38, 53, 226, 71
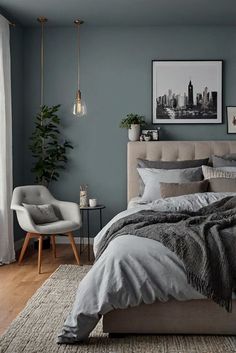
67, 232, 80, 265
38, 236, 43, 274
18, 233, 31, 264
51, 235, 56, 258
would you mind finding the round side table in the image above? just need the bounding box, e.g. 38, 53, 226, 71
80, 205, 106, 261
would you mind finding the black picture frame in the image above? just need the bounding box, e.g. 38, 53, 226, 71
152, 60, 223, 125
226, 106, 236, 134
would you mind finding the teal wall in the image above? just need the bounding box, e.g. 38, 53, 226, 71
17, 25, 236, 236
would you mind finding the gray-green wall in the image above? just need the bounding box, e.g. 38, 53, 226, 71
15, 25, 236, 237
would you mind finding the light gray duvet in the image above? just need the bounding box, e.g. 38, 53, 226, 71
57, 192, 236, 344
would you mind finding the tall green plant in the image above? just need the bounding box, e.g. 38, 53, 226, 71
29, 104, 73, 186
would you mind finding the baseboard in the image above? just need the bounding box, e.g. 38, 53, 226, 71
55, 236, 94, 245
14, 236, 94, 250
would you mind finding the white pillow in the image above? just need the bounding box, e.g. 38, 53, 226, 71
23, 203, 59, 225
202, 165, 236, 179
137, 167, 203, 202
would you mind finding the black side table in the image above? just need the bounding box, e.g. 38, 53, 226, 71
80, 205, 106, 261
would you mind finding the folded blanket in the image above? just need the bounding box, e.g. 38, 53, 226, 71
96, 196, 236, 312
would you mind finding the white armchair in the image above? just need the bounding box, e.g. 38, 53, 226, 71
11, 185, 82, 273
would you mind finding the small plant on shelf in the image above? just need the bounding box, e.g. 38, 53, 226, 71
120, 113, 145, 129
120, 113, 146, 141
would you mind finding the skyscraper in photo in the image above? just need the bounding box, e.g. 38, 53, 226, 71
188, 80, 193, 108
211, 91, 217, 111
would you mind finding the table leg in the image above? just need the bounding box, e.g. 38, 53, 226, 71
80, 211, 84, 255
87, 210, 90, 261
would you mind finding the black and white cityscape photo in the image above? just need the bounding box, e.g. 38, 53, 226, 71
152, 61, 222, 124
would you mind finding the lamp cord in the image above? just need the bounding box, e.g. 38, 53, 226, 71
77, 23, 80, 91
40, 20, 44, 107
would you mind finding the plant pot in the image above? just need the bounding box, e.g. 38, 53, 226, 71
128, 124, 140, 141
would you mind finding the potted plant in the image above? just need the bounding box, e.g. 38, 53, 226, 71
29, 104, 73, 186
120, 113, 145, 141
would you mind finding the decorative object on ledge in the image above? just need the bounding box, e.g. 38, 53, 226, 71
227, 106, 236, 134
29, 18, 73, 186
72, 19, 87, 118
80, 184, 88, 207
152, 60, 223, 124
140, 128, 160, 141
120, 113, 145, 141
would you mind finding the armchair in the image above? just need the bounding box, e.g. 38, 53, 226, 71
11, 185, 81, 273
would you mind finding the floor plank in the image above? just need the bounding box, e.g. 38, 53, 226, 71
0, 243, 93, 335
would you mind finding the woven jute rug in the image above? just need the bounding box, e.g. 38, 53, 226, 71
1, 265, 236, 353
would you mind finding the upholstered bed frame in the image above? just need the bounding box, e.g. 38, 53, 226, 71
103, 141, 236, 336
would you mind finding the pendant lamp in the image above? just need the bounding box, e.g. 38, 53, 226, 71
73, 19, 87, 118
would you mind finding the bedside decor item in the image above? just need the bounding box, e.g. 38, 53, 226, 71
89, 198, 97, 207
141, 128, 160, 141
120, 113, 145, 141
144, 134, 151, 142
226, 106, 236, 133
80, 184, 88, 207
72, 19, 87, 118
152, 60, 222, 124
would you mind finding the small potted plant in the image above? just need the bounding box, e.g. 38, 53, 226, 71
120, 113, 145, 141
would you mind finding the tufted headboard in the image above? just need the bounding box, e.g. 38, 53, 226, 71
127, 141, 236, 202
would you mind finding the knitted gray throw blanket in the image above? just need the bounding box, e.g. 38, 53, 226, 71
96, 196, 236, 312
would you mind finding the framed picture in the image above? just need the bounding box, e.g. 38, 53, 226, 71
152, 60, 223, 124
227, 106, 236, 134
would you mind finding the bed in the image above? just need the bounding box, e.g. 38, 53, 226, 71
58, 140, 236, 344
103, 141, 236, 336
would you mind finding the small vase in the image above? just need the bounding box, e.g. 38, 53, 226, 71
128, 124, 140, 141
80, 185, 88, 207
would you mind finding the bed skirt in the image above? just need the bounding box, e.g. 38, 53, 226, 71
103, 299, 236, 335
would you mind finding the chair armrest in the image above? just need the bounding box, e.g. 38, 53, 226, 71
11, 205, 37, 233
54, 201, 81, 226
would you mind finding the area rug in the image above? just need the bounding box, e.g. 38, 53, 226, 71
1, 265, 236, 353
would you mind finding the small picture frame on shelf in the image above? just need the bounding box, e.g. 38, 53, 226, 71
140, 128, 160, 142
227, 106, 236, 134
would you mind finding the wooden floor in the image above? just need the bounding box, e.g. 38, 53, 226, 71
0, 243, 93, 335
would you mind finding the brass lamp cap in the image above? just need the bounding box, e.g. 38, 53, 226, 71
74, 19, 84, 25
37, 17, 48, 23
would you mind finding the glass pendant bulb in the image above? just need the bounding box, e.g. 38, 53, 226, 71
73, 90, 87, 118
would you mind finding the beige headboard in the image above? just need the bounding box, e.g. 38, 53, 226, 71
127, 141, 236, 202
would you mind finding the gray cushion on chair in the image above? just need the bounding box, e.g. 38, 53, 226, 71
23, 203, 59, 225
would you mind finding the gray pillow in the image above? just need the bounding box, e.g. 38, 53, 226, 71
160, 180, 209, 199
208, 178, 236, 193
137, 158, 209, 169
213, 155, 236, 168
137, 167, 203, 202
23, 203, 59, 225
220, 153, 236, 160
137, 158, 209, 196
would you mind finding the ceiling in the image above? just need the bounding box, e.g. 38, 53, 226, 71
0, 0, 236, 27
